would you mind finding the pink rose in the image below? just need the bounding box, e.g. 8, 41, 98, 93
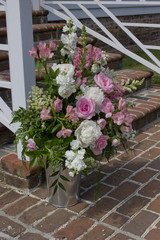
112, 111, 125, 125
112, 139, 120, 147
90, 135, 109, 155
56, 128, 72, 138
97, 119, 106, 130
27, 139, 38, 151
53, 98, 62, 112
76, 96, 95, 119
94, 72, 114, 93
100, 98, 114, 118
40, 107, 52, 120
66, 105, 79, 123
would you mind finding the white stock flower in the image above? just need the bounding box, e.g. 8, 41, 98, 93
84, 86, 104, 113
56, 75, 75, 86
62, 25, 69, 32
65, 150, 75, 161
61, 32, 77, 47
52, 64, 75, 78
58, 85, 76, 99
70, 140, 81, 150
75, 120, 101, 148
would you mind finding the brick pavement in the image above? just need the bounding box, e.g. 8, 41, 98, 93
0, 122, 160, 239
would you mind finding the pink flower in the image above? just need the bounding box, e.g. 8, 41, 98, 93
97, 119, 106, 130
112, 139, 120, 147
38, 42, 47, 51
49, 40, 58, 51
90, 135, 109, 155
27, 139, 38, 151
112, 112, 125, 125
123, 110, 133, 126
82, 77, 87, 85
39, 48, 54, 60
100, 98, 114, 118
66, 105, 79, 123
29, 47, 38, 59
118, 97, 126, 110
40, 107, 52, 120
76, 96, 95, 119
53, 98, 62, 112
76, 77, 82, 86
94, 72, 114, 93
121, 125, 132, 133
75, 70, 82, 77
56, 127, 72, 138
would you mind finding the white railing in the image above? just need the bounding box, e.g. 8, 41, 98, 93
40, 0, 160, 74
0, 0, 36, 158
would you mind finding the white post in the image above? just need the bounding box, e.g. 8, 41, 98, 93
31, 0, 42, 10
6, 0, 36, 158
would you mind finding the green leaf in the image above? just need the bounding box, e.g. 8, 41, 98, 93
50, 170, 59, 177
51, 124, 61, 134
58, 182, 66, 191
53, 185, 58, 196
29, 157, 37, 168
60, 175, 70, 182
50, 179, 58, 188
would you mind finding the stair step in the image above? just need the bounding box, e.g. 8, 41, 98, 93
127, 86, 160, 131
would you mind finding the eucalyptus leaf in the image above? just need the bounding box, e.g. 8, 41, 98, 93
58, 182, 66, 191
60, 175, 70, 182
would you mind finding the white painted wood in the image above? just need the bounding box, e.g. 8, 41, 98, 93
0, 6, 5, 11
42, 1, 160, 5
0, 0, 6, 5
0, 97, 12, 122
31, 0, 42, 10
0, 81, 11, 89
0, 111, 17, 132
145, 45, 160, 50
123, 23, 160, 28
0, 44, 9, 51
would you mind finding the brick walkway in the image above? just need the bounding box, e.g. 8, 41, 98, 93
0, 122, 160, 240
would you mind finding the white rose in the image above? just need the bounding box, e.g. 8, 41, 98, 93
58, 85, 76, 98
75, 120, 101, 147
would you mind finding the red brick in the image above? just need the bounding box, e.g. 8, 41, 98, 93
149, 131, 160, 141
81, 171, 105, 188
128, 110, 143, 120
0, 186, 10, 196
131, 168, 158, 183
18, 232, 48, 240
1, 153, 40, 178
147, 157, 160, 170
99, 160, 123, 173
140, 147, 160, 159
138, 180, 160, 198
0, 190, 21, 208
147, 195, 160, 213
54, 217, 94, 240
84, 197, 119, 220
4, 196, 38, 216
118, 150, 142, 162
145, 229, 160, 240
19, 203, 55, 224
134, 133, 149, 142
104, 169, 132, 186
117, 195, 149, 217
0, 216, 25, 237
134, 140, 156, 151
81, 225, 114, 240
123, 157, 149, 171
81, 183, 112, 201
123, 210, 158, 236
138, 103, 156, 111
110, 233, 135, 240
69, 201, 88, 213
32, 185, 47, 199
103, 212, 129, 227
146, 126, 160, 133
109, 181, 140, 201
35, 209, 75, 233
156, 221, 160, 228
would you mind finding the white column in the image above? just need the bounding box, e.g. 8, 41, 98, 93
31, 0, 42, 10
6, 0, 36, 158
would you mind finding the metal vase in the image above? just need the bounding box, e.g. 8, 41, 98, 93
45, 165, 81, 208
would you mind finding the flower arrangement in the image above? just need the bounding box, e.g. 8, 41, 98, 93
12, 20, 140, 193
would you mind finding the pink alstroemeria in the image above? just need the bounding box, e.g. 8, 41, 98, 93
100, 98, 114, 118
53, 98, 63, 113
56, 127, 72, 138
90, 135, 109, 155
118, 97, 126, 110
38, 42, 47, 51
29, 47, 38, 59
97, 119, 106, 130
66, 105, 79, 123
27, 139, 38, 151
76, 96, 95, 119
39, 48, 54, 60
40, 107, 52, 120
49, 40, 58, 51
112, 111, 125, 126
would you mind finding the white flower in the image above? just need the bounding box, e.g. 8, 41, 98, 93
58, 85, 76, 98
56, 75, 75, 86
61, 32, 77, 47
70, 140, 81, 150
75, 120, 101, 148
69, 171, 74, 177
52, 64, 75, 78
84, 86, 104, 113
91, 63, 100, 73
63, 25, 69, 32
65, 150, 75, 161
